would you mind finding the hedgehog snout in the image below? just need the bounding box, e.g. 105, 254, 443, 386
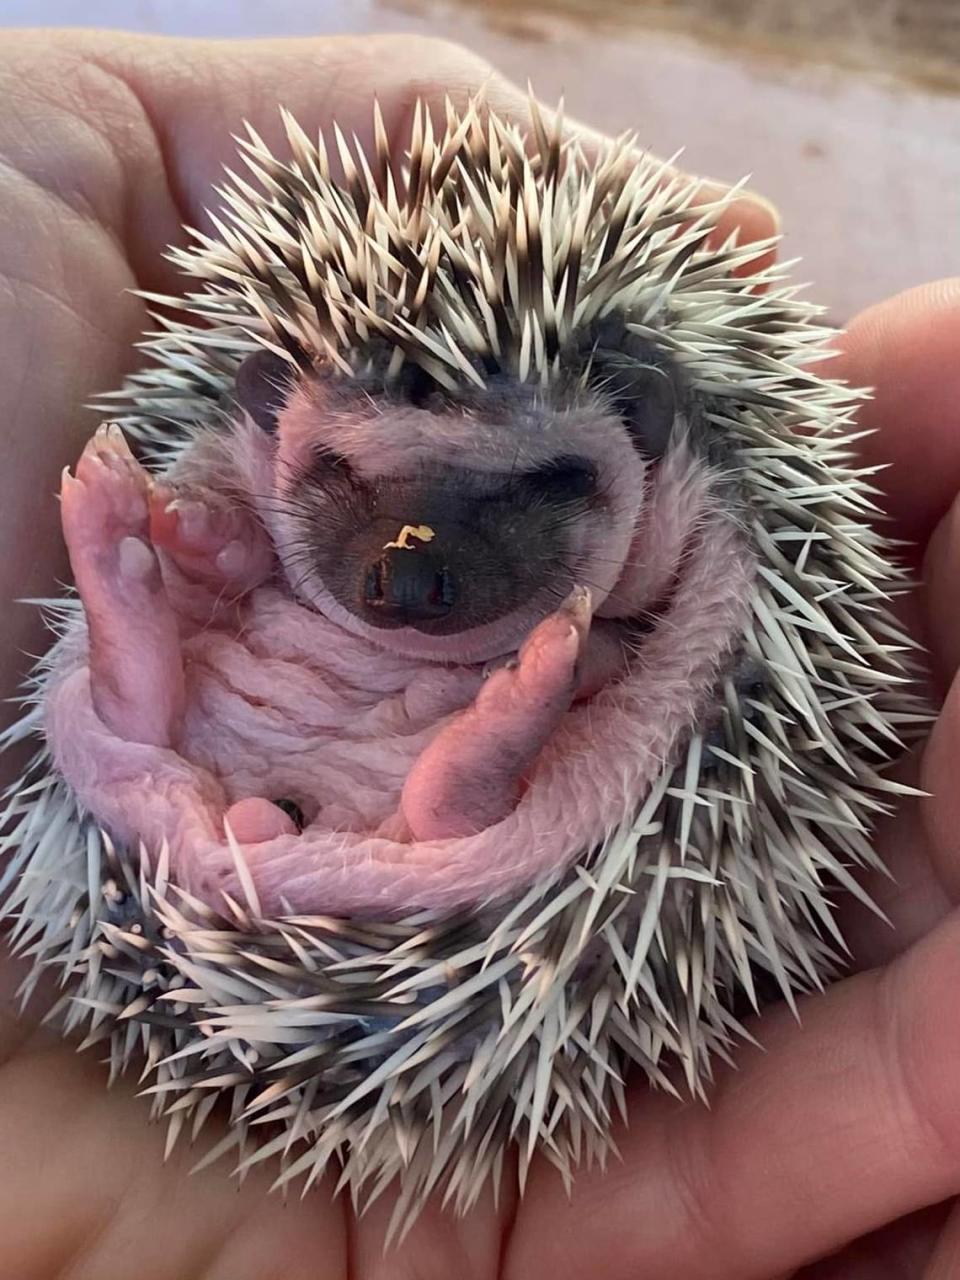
363, 542, 457, 623
347, 510, 503, 635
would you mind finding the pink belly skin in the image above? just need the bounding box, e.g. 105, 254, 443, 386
45, 430, 753, 920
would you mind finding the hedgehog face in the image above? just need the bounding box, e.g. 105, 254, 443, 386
237, 356, 655, 664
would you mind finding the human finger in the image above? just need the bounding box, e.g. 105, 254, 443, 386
0, 1047, 346, 1280
922, 1196, 960, 1279
828, 279, 960, 547
813, 280, 960, 965
919, 664, 960, 902
922, 490, 960, 697
504, 906, 960, 1280
3, 28, 779, 299
832, 482, 960, 968
790, 1202, 949, 1279
800, 578, 960, 968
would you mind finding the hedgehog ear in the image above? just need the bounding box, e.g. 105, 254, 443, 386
601, 360, 678, 458
235, 349, 298, 433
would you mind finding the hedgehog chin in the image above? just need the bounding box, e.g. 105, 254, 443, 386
330, 599, 539, 665
282, 555, 567, 663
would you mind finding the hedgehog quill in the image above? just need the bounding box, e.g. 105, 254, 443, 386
0, 96, 925, 1237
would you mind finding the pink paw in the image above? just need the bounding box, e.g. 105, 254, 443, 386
478, 587, 590, 716
400, 588, 593, 840
60, 425, 185, 747
224, 797, 300, 844
150, 486, 273, 590
61, 425, 159, 590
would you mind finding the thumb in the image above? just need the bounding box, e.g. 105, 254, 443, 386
5, 28, 779, 296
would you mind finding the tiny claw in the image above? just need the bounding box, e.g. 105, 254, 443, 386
91, 422, 137, 467
167, 499, 208, 540
101, 422, 127, 448
91, 425, 113, 453
482, 653, 520, 679
562, 585, 593, 623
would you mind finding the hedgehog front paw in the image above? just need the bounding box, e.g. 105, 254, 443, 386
62, 422, 152, 537
399, 588, 592, 840
61, 424, 154, 573
150, 486, 274, 594
224, 797, 302, 843
61, 426, 186, 748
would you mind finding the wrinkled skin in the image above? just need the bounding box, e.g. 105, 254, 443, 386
57, 420, 600, 849
3, 29, 960, 1280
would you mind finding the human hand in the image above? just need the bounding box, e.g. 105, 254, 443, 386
511, 276, 960, 1280
1, 28, 957, 1279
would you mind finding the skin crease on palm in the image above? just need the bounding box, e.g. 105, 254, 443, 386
1, 26, 960, 1280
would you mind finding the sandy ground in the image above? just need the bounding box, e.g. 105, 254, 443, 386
1, 0, 958, 320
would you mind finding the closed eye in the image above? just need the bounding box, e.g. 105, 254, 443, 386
308, 444, 353, 476
520, 455, 599, 503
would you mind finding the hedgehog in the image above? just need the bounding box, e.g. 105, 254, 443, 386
0, 95, 925, 1238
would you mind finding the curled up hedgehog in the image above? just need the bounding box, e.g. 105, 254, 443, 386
0, 96, 924, 1235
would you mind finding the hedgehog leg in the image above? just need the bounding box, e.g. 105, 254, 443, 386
574, 618, 635, 699
60, 426, 185, 748
482, 616, 632, 701
598, 442, 709, 619
399, 589, 591, 840
223, 797, 299, 843
149, 484, 274, 603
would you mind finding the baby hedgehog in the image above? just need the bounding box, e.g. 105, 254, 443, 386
0, 97, 923, 1235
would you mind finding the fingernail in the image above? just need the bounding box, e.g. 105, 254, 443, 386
699, 177, 781, 234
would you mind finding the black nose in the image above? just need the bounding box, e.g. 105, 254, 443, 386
363, 546, 456, 622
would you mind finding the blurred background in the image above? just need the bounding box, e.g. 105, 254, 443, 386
3, 0, 958, 321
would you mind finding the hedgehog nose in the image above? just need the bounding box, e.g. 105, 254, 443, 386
363, 547, 456, 622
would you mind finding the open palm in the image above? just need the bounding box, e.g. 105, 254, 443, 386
2, 29, 959, 1280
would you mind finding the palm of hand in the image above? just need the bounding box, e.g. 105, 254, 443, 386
2, 30, 959, 1280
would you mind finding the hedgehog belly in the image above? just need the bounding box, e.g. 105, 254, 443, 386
175, 587, 484, 831
43, 583, 483, 875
